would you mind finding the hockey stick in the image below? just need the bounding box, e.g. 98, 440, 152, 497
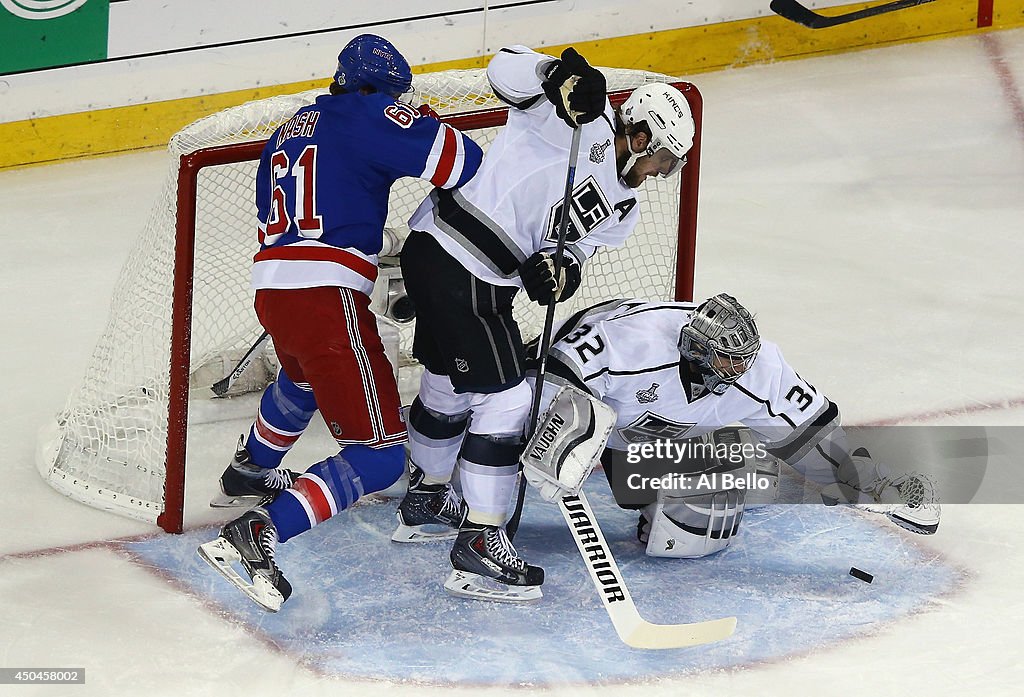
559, 491, 736, 649
507, 124, 585, 540
770, 0, 935, 29
210, 331, 271, 397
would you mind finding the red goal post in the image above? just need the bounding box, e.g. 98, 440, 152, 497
38, 73, 703, 533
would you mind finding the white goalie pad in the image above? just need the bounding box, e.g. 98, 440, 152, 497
521, 385, 616, 502
708, 427, 781, 507
644, 488, 746, 559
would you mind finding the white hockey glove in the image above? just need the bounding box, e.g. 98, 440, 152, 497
821, 448, 940, 535
521, 385, 616, 502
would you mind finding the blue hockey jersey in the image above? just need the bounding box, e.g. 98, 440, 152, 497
251, 91, 482, 294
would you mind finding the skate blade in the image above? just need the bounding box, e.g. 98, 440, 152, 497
391, 522, 459, 543
197, 538, 284, 612
207, 495, 262, 505
209, 491, 264, 509
443, 569, 543, 604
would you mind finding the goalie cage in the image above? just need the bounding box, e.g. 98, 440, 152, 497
35, 67, 703, 533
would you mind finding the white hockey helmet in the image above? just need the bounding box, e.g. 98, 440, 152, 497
619, 83, 695, 177
678, 294, 760, 395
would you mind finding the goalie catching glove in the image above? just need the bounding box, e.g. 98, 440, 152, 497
520, 251, 582, 306
521, 385, 616, 502
542, 48, 607, 128
821, 447, 940, 535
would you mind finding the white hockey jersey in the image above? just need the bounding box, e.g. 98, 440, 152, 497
406, 45, 642, 288
541, 299, 844, 485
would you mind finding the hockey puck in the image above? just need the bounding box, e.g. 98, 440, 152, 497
849, 567, 873, 583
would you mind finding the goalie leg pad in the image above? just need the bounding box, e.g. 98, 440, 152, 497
521, 384, 616, 502
710, 427, 781, 507
643, 488, 747, 559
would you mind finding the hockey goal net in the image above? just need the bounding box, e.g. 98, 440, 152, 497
36, 67, 703, 533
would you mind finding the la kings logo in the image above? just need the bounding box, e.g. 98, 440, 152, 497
545, 176, 612, 244
618, 411, 694, 444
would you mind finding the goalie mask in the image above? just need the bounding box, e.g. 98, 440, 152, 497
678, 294, 760, 395
619, 83, 695, 179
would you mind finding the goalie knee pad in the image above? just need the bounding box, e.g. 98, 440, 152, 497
643, 488, 746, 559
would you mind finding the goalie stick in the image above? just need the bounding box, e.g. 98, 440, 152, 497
559, 491, 737, 649
210, 332, 270, 398
770, 0, 935, 29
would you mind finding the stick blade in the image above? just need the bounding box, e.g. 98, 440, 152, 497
620, 615, 737, 650
209, 375, 233, 398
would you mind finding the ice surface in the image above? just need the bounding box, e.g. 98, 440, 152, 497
130, 480, 959, 686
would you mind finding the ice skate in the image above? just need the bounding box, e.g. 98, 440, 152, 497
444, 522, 544, 603
197, 507, 292, 612
210, 436, 299, 508
391, 463, 466, 542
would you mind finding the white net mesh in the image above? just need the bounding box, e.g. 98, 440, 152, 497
36, 67, 695, 527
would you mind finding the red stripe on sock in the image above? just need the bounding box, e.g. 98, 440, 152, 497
255, 415, 301, 449
292, 476, 333, 524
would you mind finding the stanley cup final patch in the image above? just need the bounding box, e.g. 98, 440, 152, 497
636, 383, 660, 403
590, 139, 611, 163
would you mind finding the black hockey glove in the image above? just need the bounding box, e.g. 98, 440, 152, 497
542, 48, 607, 128
520, 252, 582, 306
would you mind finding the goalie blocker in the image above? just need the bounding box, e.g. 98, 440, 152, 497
521, 385, 616, 501
522, 385, 780, 558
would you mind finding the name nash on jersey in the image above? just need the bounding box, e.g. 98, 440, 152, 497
276, 110, 321, 148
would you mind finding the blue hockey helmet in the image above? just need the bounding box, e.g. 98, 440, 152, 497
333, 34, 413, 98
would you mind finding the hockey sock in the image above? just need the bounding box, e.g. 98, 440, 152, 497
459, 433, 523, 527
408, 397, 468, 485
245, 370, 317, 468
267, 443, 405, 542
